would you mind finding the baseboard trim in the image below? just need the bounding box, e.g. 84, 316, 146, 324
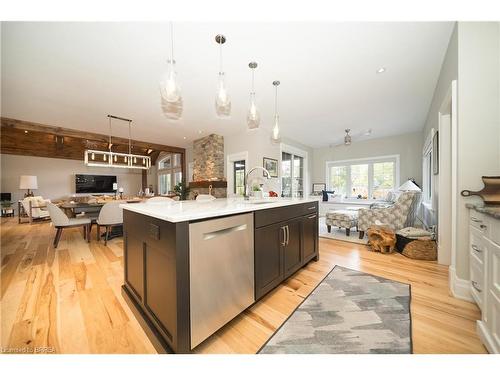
477, 321, 497, 353
449, 266, 474, 302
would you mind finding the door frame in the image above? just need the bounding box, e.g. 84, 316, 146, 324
438, 80, 458, 269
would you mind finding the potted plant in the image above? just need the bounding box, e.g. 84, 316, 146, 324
174, 181, 190, 201
252, 184, 263, 199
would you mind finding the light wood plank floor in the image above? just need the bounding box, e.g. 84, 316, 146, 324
1, 217, 487, 354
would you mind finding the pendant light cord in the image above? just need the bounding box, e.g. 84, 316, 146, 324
275, 84, 278, 115
108, 117, 112, 150
251, 68, 255, 93
219, 38, 223, 73
170, 21, 175, 62
128, 121, 132, 155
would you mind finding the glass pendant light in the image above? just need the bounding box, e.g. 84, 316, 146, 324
247, 61, 260, 130
215, 34, 231, 117
271, 80, 281, 143
160, 22, 183, 120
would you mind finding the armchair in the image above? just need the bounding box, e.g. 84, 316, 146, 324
358, 191, 421, 239
19, 196, 51, 224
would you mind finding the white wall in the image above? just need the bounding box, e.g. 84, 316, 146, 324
223, 130, 313, 195
455, 22, 500, 279
312, 131, 423, 187
1, 154, 143, 203
423, 23, 458, 141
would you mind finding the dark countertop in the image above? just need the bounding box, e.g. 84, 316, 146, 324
466, 203, 500, 220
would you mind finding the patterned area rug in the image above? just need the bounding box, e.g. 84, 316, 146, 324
319, 217, 368, 245
259, 266, 412, 354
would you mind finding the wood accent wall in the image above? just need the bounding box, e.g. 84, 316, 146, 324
1, 117, 186, 186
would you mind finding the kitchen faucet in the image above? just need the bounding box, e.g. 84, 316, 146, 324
244, 166, 272, 200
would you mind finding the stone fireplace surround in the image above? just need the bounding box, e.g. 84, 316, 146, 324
189, 134, 227, 198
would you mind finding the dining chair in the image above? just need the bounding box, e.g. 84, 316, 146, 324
46, 203, 91, 248
96, 201, 124, 245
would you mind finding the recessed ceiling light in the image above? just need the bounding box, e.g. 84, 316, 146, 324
376, 67, 386, 74
183, 136, 187, 140
198, 130, 203, 134
24, 130, 28, 134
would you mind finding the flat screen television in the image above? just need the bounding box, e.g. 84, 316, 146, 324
75, 174, 117, 194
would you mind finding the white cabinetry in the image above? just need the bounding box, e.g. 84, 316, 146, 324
469, 209, 500, 353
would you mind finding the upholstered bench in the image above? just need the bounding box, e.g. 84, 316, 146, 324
325, 209, 359, 236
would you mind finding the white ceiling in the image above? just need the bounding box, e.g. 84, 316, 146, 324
1, 22, 454, 149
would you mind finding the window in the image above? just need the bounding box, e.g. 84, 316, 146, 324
227, 152, 248, 197
373, 161, 395, 199
350, 164, 369, 198
281, 151, 305, 198
329, 166, 347, 197
233, 160, 246, 196
158, 153, 183, 195
326, 155, 399, 199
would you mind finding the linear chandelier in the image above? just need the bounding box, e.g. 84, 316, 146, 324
84, 115, 151, 170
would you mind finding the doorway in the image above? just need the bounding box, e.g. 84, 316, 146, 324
437, 80, 458, 268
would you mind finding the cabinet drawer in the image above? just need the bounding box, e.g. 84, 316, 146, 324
490, 218, 500, 246
470, 211, 489, 235
255, 202, 317, 228
470, 226, 487, 264
470, 257, 485, 310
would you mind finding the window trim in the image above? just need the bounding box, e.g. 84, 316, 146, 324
157, 153, 182, 195
226, 151, 248, 197
325, 154, 400, 199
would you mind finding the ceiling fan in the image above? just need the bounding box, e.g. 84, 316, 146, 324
330, 128, 372, 147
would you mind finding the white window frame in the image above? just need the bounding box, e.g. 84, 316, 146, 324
325, 154, 400, 199
280, 143, 308, 198
226, 151, 248, 197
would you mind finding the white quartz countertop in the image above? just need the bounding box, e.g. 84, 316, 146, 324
120, 197, 318, 223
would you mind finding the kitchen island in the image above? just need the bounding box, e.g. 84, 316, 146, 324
121, 197, 319, 353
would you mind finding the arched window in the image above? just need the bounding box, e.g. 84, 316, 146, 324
158, 153, 183, 195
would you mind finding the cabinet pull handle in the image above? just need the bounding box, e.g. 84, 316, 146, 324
471, 244, 482, 253
471, 281, 482, 293
471, 217, 482, 223
308, 214, 317, 219
307, 206, 316, 210
285, 225, 290, 246
281, 226, 286, 246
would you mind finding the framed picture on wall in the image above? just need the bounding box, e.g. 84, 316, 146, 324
312, 183, 326, 194
263, 157, 278, 178
432, 131, 439, 175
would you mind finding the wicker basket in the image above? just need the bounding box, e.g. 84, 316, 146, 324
401, 238, 437, 260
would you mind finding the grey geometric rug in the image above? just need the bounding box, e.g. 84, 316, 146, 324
259, 266, 412, 354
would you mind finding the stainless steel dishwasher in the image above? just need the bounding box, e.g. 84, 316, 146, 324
189, 213, 254, 349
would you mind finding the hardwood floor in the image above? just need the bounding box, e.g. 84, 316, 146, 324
0, 217, 487, 354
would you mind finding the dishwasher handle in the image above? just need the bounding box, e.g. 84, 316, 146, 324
203, 224, 248, 241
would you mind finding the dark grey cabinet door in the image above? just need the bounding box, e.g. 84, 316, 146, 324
255, 223, 285, 300
283, 218, 302, 278
124, 211, 144, 302
302, 213, 318, 262
144, 241, 177, 340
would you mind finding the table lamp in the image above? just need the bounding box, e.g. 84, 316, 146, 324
19, 175, 38, 197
